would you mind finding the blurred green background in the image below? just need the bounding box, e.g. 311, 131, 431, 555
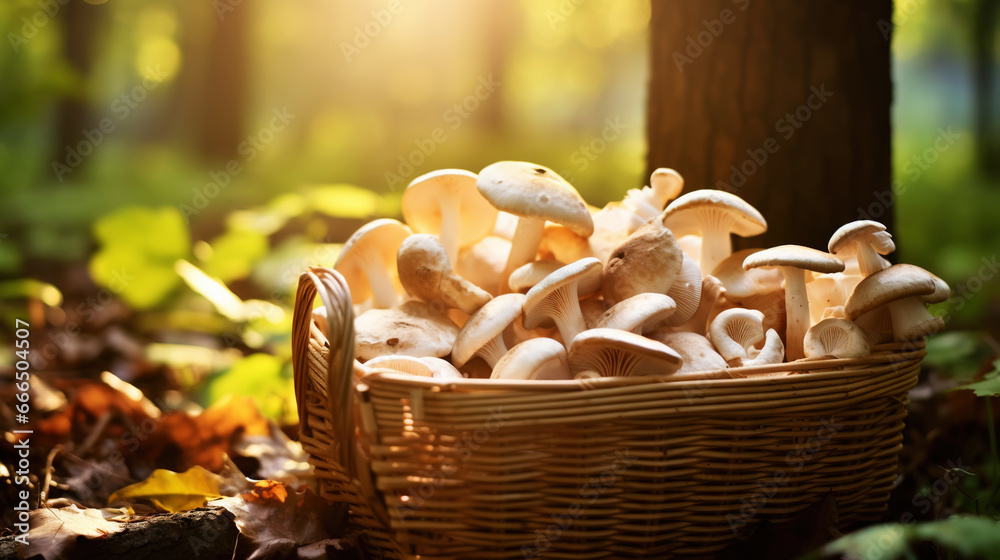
0, 0, 997, 421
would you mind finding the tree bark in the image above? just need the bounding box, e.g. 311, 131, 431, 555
646, 0, 893, 254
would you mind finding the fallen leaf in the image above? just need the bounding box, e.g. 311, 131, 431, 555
210, 481, 354, 560
232, 423, 315, 489
107, 465, 222, 513
23, 504, 124, 560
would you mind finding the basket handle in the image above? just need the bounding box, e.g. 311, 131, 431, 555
292, 266, 357, 476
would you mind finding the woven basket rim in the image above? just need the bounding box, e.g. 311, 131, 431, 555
357, 341, 925, 394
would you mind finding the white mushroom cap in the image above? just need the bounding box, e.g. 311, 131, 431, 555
806, 273, 862, 326
508, 260, 566, 293
803, 318, 870, 359
602, 217, 683, 306
396, 234, 492, 314
743, 245, 845, 361
709, 308, 766, 366
712, 248, 784, 302
365, 355, 463, 379
650, 332, 727, 373
335, 218, 411, 308
593, 293, 677, 334
490, 338, 571, 381
844, 264, 946, 341
402, 169, 498, 262
451, 293, 525, 368
455, 235, 510, 297
523, 258, 603, 348
663, 190, 767, 273
742, 328, 785, 366
568, 328, 683, 377
354, 301, 459, 360
477, 162, 594, 293
828, 220, 894, 277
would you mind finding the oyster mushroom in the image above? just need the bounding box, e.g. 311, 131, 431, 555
803, 318, 870, 359
602, 217, 683, 306
451, 293, 525, 368
402, 169, 498, 262
491, 338, 571, 380
663, 190, 767, 273
568, 328, 683, 377
354, 301, 459, 360
335, 218, 411, 309
844, 264, 949, 341
396, 234, 492, 314
523, 258, 603, 349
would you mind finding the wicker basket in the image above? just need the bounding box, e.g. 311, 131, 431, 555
292, 267, 925, 559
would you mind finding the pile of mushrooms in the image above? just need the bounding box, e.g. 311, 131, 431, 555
318, 162, 949, 381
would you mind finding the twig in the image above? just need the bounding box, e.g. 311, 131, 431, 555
40, 444, 63, 505
74, 411, 113, 456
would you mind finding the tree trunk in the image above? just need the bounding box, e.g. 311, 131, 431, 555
646, 0, 893, 254
197, 5, 249, 163
972, 0, 999, 177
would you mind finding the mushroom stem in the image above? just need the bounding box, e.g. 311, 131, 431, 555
781, 268, 809, 361
550, 286, 588, 348
500, 218, 545, 294
438, 195, 462, 263
700, 227, 733, 276
359, 252, 399, 308
886, 297, 943, 341
477, 334, 509, 369
856, 242, 889, 277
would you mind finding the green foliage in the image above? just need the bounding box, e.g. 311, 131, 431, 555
201, 353, 296, 425
89, 206, 189, 309
955, 360, 1000, 398
201, 229, 269, 283
810, 516, 1000, 560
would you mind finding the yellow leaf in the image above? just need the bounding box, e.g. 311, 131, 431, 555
108, 466, 222, 513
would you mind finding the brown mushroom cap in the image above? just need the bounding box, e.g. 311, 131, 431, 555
829, 220, 894, 255
402, 169, 498, 262
568, 328, 683, 377
354, 301, 459, 360
335, 218, 411, 308
476, 162, 593, 237
602, 217, 683, 306
844, 264, 937, 319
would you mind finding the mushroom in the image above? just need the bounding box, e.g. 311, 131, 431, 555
621, 167, 685, 220
602, 217, 683, 306
806, 273, 862, 326
803, 318, 870, 359
658, 251, 703, 327
568, 328, 683, 377
663, 190, 767, 273
593, 293, 677, 334
742, 329, 785, 367
676, 274, 725, 335
579, 298, 606, 328
455, 235, 511, 297
402, 169, 499, 263
712, 249, 784, 303
365, 355, 463, 379
490, 338, 571, 380
396, 234, 492, 314
354, 301, 459, 360
650, 332, 727, 373
476, 162, 594, 293
828, 220, 895, 277
708, 308, 766, 367
335, 218, 412, 309
844, 264, 949, 341
523, 258, 603, 349
451, 293, 525, 368
508, 260, 566, 293
743, 245, 845, 361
